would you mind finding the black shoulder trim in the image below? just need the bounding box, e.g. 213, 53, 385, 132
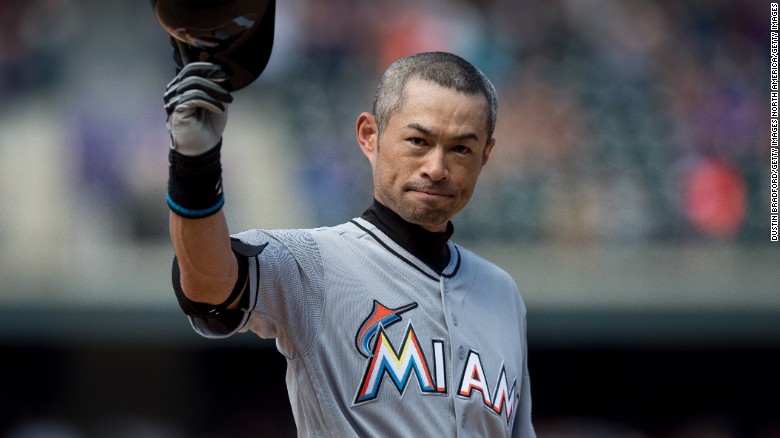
231, 238, 267, 257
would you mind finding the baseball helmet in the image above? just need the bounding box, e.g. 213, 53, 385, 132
152, 0, 275, 91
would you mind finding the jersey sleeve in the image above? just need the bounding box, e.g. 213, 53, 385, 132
191, 228, 327, 359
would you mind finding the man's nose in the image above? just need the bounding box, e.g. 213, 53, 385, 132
421, 147, 448, 181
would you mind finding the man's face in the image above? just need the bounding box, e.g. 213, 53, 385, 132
357, 78, 495, 232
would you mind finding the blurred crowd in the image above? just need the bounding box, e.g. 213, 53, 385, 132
0, 0, 769, 245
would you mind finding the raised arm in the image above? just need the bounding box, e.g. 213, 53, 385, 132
169, 212, 237, 305
165, 62, 239, 307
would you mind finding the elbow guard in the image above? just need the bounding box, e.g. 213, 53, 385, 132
171, 238, 267, 330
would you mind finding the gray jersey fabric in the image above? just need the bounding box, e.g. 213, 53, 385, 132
187, 217, 535, 437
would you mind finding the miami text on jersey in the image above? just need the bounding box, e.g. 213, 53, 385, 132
352, 301, 519, 424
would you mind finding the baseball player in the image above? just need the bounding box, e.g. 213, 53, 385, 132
165, 52, 535, 437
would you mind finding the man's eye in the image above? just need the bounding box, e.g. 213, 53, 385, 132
453, 145, 471, 154
409, 137, 426, 146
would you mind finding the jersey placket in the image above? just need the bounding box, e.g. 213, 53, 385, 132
439, 251, 470, 435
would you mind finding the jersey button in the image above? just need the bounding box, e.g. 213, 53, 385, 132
452, 313, 458, 325
458, 346, 465, 359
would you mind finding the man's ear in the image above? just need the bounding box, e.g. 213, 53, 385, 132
356, 112, 378, 165
482, 137, 496, 167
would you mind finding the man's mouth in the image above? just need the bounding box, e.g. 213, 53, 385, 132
408, 188, 453, 201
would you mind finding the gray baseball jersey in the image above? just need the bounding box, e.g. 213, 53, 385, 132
183, 216, 534, 437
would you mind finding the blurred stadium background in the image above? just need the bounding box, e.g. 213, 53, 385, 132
0, 0, 777, 436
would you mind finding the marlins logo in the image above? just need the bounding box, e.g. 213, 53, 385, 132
353, 300, 446, 405
351, 300, 519, 425
355, 300, 418, 358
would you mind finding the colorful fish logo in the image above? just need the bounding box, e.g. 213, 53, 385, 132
355, 300, 418, 357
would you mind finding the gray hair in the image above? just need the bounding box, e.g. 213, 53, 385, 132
372, 51, 498, 142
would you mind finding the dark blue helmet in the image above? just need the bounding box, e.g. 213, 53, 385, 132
152, 0, 275, 91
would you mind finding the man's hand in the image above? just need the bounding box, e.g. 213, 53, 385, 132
164, 62, 233, 156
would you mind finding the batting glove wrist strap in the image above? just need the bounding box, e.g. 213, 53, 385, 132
167, 142, 224, 219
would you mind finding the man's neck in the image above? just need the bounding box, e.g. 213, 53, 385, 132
361, 199, 453, 274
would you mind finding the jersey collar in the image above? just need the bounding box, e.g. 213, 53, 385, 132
360, 199, 453, 275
